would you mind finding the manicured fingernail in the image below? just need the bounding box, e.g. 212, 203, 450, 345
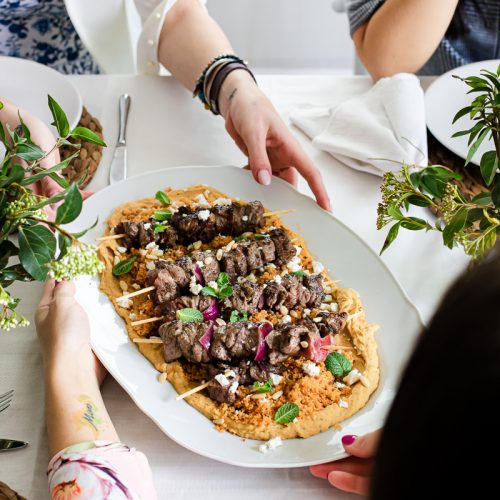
341, 434, 357, 446
257, 170, 271, 186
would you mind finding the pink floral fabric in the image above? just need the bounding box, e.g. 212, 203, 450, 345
47, 441, 157, 499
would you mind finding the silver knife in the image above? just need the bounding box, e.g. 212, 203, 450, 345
0, 438, 28, 452
109, 93, 131, 184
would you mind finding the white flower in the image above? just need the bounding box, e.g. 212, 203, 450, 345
47, 243, 104, 281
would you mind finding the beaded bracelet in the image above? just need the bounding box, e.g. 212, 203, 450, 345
193, 54, 244, 107
208, 61, 257, 115
202, 57, 241, 108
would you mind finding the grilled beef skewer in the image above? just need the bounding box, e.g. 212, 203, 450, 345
144, 229, 295, 305
115, 201, 265, 249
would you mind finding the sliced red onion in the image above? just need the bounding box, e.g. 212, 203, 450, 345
193, 264, 204, 285
304, 333, 334, 363
202, 299, 219, 321
255, 322, 273, 362
199, 321, 215, 351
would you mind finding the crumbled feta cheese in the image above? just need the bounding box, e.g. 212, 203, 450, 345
117, 246, 127, 254
274, 275, 282, 285
324, 294, 333, 303
330, 302, 339, 312
281, 314, 292, 324
225, 369, 237, 378
259, 397, 268, 404
242, 215, 248, 222
196, 260, 204, 268
287, 256, 302, 273
320, 303, 330, 310
343, 369, 362, 386
312, 261, 324, 274
229, 381, 239, 394
267, 437, 283, 450
129, 312, 137, 320
213, 197, 232, 206
302, 361, 320, 377
292, 418, 299, 423
335, 381, 346, 388
194, 194, 210, 207
132, 283, 141, 290
145, 242, 157, 250
146, 261, 156, 271
143, 222, 151, 230
258, 444, 269, 454
294, 245, 302, 256
214, 374, 229, 387
303, 308, 311, 317
266, 263, 276, 270
338, 399, 349, 409
325, 286, 332, 293
189, 276, 202, 296
270, 373, 283, 385
116, 297, 132, 309
237, 276, 245, 284
246, 273, 257, 283
268, 226, 277, 230
197, 209, 210, 221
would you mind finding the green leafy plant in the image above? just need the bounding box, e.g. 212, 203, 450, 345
250, 379, 274, 393
229, 309, 248, 322
325, 352, 352, 379
176, 307, 204, 323
274, 402, 299, 424
377, 64, 500, 259
201, 272, 233, 299
1, 96, 106, 330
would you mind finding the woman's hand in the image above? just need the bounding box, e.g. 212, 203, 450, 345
36, 280, 106, 383
219, 71, 332, 212
310, 430, 381, 495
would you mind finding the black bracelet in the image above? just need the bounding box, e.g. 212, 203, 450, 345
208, 61, 257, 115
193, 54, 244, 105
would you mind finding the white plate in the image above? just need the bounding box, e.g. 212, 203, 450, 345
69, 166, 423, 468
0, 56, 82, 130
425, 59, 500, 165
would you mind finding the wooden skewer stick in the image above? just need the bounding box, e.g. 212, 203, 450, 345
97, 234, 125, 241
120, 286, 155, 300
131, 317, 163, 326
133, 337, 163, 344
176, 381, 211, 401
263, 209, 296, 217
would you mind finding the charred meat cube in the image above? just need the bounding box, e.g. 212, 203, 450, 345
303, 274, 323, 307
197, 213, 218, 243
212, 205, 233, 234
145, 269, 178, 304
231, 203, 245, 235
281, 274, 301, 309
269, 228, 295, 265
155, 294, 213, 321
266, 323, 308, 364
210, 321, 259, 361
115, 221, 140, 249
257, 236, 276, 263
244, 241, 264, 269
159, 320, 211, 363
205, 363, 240, 404
263, 281, 287, 309
221, 281, 264, 316
157, 226, 178, 248
191, 251, 220, 283
242, 201, 265, 231
316, 311, 348, 336
222, 245, 248, 282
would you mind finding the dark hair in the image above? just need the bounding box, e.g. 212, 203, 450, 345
446, 0, 486, 39
370, 252, 500, 499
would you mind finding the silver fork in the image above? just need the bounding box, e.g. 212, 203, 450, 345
0, 389, 14, 413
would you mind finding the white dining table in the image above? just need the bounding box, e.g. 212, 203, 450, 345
0, 74, 469, 499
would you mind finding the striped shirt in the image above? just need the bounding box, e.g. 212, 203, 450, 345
346, 0, 500, 75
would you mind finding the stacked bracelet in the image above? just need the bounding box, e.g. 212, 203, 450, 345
193, 54, 257, 115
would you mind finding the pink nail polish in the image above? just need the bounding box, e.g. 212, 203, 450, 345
341, 434, 357, 446
257, 170, 271, 186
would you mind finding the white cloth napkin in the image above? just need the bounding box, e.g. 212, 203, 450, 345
290, 73, 428, 176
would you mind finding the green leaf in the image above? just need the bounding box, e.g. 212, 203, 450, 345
452, 105, 475, 124
177, 307, 204, 323
479, 151, 499, 186
492, 183, 500, 208
48, 171, 70, 189
18, 225, 56, 281
58, 233, 72, 259
254, 233, 268, 240
420, 175, 447, 198
442, 208, 468, 248
0, 264, 33, 286
0, 240, 19, 269
71, 218, 99, 239
155, 191, 171, 206
251, 379, 274, 393
201, 286, 218, 298
465, 129, 490, 166
17, 112, 31, 141
472, 192, 492, 205
325, 352, 352, 378
112, 255, 137, 276
153, 209, 172, 221
0, 121, 5, 145
153, 223, 168, 234
20, 154, 76, 186
48, 95, 70, 137
230, 310, 248, 322
380, 222, 401, 255
274, 402, 299, 425
217, 272, 230, 288
234, 234, 247, 241
425, 166, 462, 180
291, 271, 307, 278
387, 204, 403, 220
55, 183, 83, 225
15, 142, 45, 161
400, 217, 429, 231
218, 285, 233, 299
406, 195, 431, 207
70, 126, 106, 146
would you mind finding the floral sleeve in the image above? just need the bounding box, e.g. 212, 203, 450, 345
47, 441, 157, 499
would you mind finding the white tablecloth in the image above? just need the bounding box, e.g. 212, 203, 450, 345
0, 75, 469, 499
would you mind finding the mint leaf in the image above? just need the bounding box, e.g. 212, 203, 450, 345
230, 310, 248, 322
218, 285, 233, 299
112, 255, 137, 276
177, 308, 204, 323
201, 286, 218, 298
325, 352, 352, 378
153, 209, 172, 221
153, 223, 168, 234
251, 379, 274, 393
234, 234, 247, 241
291, 271, 307, 278
217, 272, 230, 288
155, 191, 171, 206
274, 402, 299, 424
254, 233, 268, 240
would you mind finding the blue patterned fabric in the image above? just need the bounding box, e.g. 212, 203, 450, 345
0, 0, 99, 74
346, 0, 500, 75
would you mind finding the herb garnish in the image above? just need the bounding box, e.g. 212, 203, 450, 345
274, 402, 299, 424
202, 272, 233, 299
112, 255, 137, 276
155, 191, 171, 206
234, 233, 269, 242
251, 379, 274, 393
177, 308, 204, 323
291, 271, 307, 278
153, 223, 168, 234
325, 352, 352, 378
230, 310, 248, 322
153, 209, 172, 221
